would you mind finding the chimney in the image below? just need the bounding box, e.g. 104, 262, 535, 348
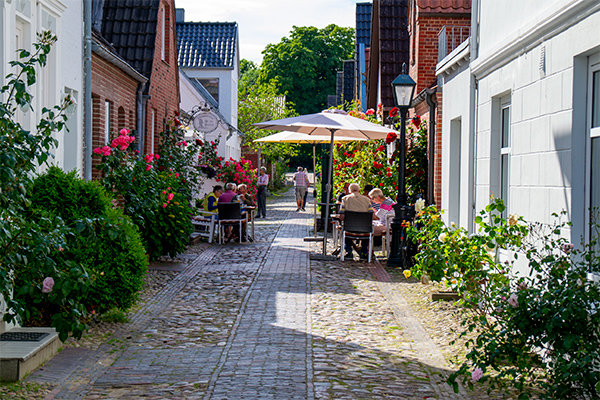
175, 8, 185, 23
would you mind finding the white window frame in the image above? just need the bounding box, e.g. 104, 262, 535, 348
500, 99, 511, 218
586, 52, 600, 254
104, 101, 111, 143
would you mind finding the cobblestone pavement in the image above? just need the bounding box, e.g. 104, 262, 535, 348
13, 188, 501, 399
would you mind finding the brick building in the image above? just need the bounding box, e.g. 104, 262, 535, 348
91, 32, 147, 177
408, 0, 471, 205
92, 0, 180, 157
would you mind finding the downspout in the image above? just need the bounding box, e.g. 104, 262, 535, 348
425, 88, 437, 205
83, 0, 92, 180
136, 83, 146, 154
469, 0, 480, 232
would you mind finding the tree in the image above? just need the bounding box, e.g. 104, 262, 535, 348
258, 25, 355, 115
238, 79, 298, 162
239, 58, 259, 93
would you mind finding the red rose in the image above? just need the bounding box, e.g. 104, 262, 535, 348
389, 107, 399, 118
366, 108, 375, 115
412, 115, 421, 127
196, 139, 203, 146
386, 132, 397, 144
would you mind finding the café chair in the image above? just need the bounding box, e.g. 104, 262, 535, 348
340, 210, 374, 263
217, 202, 246, 244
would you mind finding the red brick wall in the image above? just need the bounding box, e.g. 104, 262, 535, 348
143, 0, 180, 155
409, 15, 470, 94
91, 54, 139, 178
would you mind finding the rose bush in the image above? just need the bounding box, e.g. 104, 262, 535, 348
0, 32, 94, 342
95, 124, 193, 260
216, 157, 258, 198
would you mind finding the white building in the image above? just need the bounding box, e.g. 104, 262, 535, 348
1, 0, 84, 175
437, 0, 600, 261
1, 0, 84, 334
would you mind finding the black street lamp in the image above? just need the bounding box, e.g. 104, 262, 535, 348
388, 63, 416, 267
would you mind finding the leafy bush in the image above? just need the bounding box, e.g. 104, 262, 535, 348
409, 200, 600, 398
217, 157, 258, 197
0, 32, 89, 341
95, 126, 193, 260
26, 167, 148, 314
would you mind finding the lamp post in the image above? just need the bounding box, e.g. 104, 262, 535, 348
388, 63, 416, 267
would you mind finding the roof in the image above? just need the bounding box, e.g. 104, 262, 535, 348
356, 2, 372, 47
177, 22, 238, 69
92, 30, 148, 84
417, 0, 471, 14
100, 0, 160, 79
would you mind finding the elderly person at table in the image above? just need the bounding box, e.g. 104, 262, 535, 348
203, 185, 223, 214
236, 184, 256, 207
219, 183, 239, 203
369, 188, 395, 237
339, 183, 374, 260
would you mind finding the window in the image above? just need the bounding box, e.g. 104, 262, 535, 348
195, 78, 219, 103
104, 101, 111, 142
500, 103, 511, 218
588, 52, 600, 267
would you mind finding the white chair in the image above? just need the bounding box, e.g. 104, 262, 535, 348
192, 212, 217, 243
382, 213, 395, 257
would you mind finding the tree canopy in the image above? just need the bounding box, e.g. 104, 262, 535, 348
258, 24, 355, 115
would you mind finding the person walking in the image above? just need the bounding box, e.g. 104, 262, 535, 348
256, 166, 269, 218
293, 166, 309, 212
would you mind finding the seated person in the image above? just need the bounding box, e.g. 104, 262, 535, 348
218, 183, 241, 242
369, 188, 395, 237
339, 183, 374, 260
236, 184, 256, 207
362, 184, 377, 210
218, 182, 239, 203
202, 185, 223, 215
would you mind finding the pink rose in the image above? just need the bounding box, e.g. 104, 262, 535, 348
144, 154, 153, 163
167, 193, 174, 201
101, 146, 111, 156
93, 147, 102, 155
163, 203, 167, 208
162, 191, 166, 194
42, 277, 54, 293
561, 243, 574, 253
182, 141, 188, 146
119, 128, 130, 136
155, 154, 159, 160
471, 367, 483, 382
507, 293, 519, 308
145, 165, 152, 171
175, 172, 179, 178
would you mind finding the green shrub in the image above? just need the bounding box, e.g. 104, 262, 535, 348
26, 167, 148, 315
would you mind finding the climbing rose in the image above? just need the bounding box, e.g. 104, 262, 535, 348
471, 367, 483, 382
366, 108, 374, 115
93, 147, 102, 155
507, 293, 519, 308
163, 203, 167, 208
144, 154, 153, 163
389, 107, 399, 118
42, 277, 54, 293
561, 243, 574, 253
145, 164, 152, 171
167, 193, 174, 201
101, 146, 111, 156
119, 128, 130, 136
412, 115, 421, 128
386, 132, 397, 144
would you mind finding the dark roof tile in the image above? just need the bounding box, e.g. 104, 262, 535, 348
176, 22, 237, 69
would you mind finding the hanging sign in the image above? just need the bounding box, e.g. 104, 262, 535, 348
193, 111, 219, 133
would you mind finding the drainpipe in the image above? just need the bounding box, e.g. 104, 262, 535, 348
425, 88, 437, 206
136, 83, 146, 154
83, 0, 92, 180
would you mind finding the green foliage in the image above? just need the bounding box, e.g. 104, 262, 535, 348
332, 103, 427, 203
0, 32, 87, 342
95, 123, 194, 260
410, 199, 600, 398
100, 308, 129, 323
217, 158, 258, 197
238, 79, 298, 162
259, 24, 355, 115
26, 167, 148, 316
239, 58, 259, 93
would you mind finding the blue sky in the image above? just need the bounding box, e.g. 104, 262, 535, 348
175, 0, 359, 64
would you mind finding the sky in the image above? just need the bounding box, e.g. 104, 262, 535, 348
174, 0, 359, 64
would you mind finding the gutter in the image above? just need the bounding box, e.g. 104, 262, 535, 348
92, 41, 148, 84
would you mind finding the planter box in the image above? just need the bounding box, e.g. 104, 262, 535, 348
0, 327, 60, 382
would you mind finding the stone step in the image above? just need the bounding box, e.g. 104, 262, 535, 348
0, 327, 60, 382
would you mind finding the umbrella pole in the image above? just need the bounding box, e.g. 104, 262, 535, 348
322, 129, 336, 256
312, 144, 317, 238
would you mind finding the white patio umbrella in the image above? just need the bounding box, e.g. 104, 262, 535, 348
253, 109, 398, 258
254, 131, 365, 241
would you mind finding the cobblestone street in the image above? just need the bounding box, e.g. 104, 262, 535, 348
17, 187, 489, 399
